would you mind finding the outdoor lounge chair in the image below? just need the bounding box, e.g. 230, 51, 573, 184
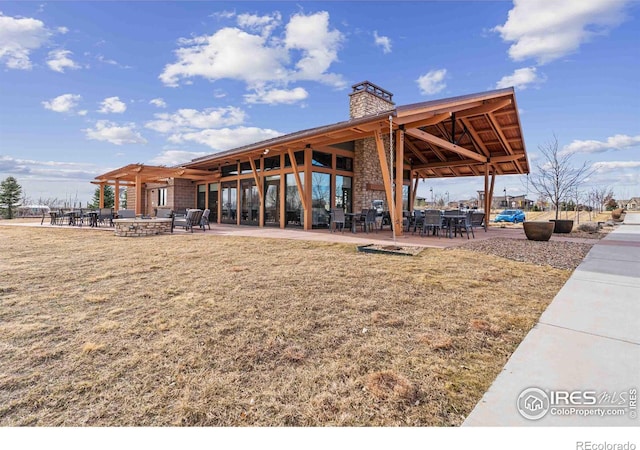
173, 209, 203, 233
201, 208, 211, 230
330, 208, 345, 233
422, 210, 442, 236
98, 208, 114, 226
471, 212, 486, 232
117, 209, 136, 219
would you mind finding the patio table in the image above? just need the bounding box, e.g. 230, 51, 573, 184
345, 212, 358, 233
442, 214, 468, 238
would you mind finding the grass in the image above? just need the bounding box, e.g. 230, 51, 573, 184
0, 226, 572, 426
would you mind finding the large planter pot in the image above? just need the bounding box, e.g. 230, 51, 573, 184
611, 209, 623, 220
524, 221, 554, 241
550, 219, 574, 233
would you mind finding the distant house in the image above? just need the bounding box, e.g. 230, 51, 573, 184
620, 197, 640, 211
93, 82, 529, 235
477, 190, 533, 210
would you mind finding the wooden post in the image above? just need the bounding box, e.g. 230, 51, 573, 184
304, 146, 312, 230
134, 175, 143, 215
395, 129, 404, 234
249, 158, 264, 227
287, 149, 308, 228
483, 163, 489, 230
488, 170, 496, 229
373, 130, 395, 232
99, 183, 105, 208
280, 170, 286, 229
114, 180, 120, 211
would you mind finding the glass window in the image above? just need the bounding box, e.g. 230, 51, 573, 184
263, 156, 280, 171
312, 151, 332, 168
158, 188, 167, 207
336, 156, 353, 171
402, 185, 409, 212
221, 182, 237, 224
284, 151, 304, 167
208, 183, 218, 222
285, 173, 304, 227
335, 176, 352, 213
197, 184, 206, 210
221, 164, 238, 177
240, 162, 254, 175
240, 179, 259, 225
311, 172, 331, 229
264, 176, 280, 226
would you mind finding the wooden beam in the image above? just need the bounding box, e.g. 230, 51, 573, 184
413, 158, 483, 170
404, 138, 430, 164
249, 158, 265, 227
406, 127, 488, 163
99, 182, 105, 209
455, 98, 512, 118
303, 145, 312, 230
114, 180, 120, 211
373, 130, 394, 229
395, 129, 404, 235
134, 175, 143, 215
287, 148, 308, 214
484, 163, 489, 230
396, 111, 451, 129
487, 112, 525, 173
489, 154, 526, 164
411, 174, 419, 210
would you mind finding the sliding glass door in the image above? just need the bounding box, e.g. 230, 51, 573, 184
240, 179, 258, 225
221, 182, 237, 224
264, 176, 280, 226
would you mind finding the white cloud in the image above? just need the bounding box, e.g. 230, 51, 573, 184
42, 93, 82, 114
373, 31, 391, 54
0, 12, 51, 69
495, 66, 545, 90
168, 126, 282, 152
145, 107, 246, 134
98, 96, 127, 114
46, 49, 81, 73
562, 134, 640, 155
149, 98, 167, 108
148, 150, 208, 166
244, 87, 308, 105
284, 11, 345, 87
159, 11, 345, 90
0, 154, 99, 180
417, 69, 447, 95
493, 0, 630, 64
592, 161, 640, 171
237, 12, 281, 37
84, 120, 147, 145
57, 26, 69, 34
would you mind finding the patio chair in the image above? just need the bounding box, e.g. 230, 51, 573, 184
422, 210, 443, 236
354, 209, 369, 232
98, 208, 114, 226
330, 208, 345, 233
454, 211, 475, 239
471, 212, 486, 232
201, 208, 211, 230
363, 208, 377, 233
117, 209, 136, 219
173, 208, 203, 233
411, 210, 424, 235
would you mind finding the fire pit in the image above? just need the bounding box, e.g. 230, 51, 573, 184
113, 218, 172, 237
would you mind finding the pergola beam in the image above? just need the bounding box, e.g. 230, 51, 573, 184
405, 128, 487, 163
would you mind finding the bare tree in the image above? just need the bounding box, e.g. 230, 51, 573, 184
529, 136, 592, 221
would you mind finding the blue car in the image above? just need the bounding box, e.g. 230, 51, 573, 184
494, 209, 526, 223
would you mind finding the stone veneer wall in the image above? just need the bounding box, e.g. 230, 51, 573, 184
113, 218, 172, 237
353, 135, 392, 212
349, 90, 395, 119
349, 88, 395, 212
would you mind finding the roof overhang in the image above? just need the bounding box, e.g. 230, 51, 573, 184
93, 87, 528, 184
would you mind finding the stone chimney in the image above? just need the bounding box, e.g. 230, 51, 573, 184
349, 81, 395, 119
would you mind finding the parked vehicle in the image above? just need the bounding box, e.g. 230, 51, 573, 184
494, 209, 526, 223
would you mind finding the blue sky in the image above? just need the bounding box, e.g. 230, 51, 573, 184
1, 1, 639, 206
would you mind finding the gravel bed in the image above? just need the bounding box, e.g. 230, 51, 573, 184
451, 237, 595, 270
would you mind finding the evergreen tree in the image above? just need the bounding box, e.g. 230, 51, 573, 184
89, 185, 115, 209
0, 177, 22, 219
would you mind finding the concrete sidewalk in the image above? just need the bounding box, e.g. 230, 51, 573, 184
464, 213, 640, 426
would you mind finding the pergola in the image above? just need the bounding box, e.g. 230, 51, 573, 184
93, 87, 528, 234
91, 164, 218, 212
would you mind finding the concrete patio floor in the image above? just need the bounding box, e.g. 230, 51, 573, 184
2, 218, 600, 249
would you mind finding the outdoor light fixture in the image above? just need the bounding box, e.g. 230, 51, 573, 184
263, 148, 270, 155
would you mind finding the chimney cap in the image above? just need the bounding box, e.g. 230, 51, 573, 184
350, 81, 393, 102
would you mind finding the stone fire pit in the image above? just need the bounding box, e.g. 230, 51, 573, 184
113, 218, 172, 237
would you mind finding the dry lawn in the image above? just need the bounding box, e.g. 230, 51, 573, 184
0, 226, 571, 426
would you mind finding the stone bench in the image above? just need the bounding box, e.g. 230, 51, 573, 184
113, 218, 172, 237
